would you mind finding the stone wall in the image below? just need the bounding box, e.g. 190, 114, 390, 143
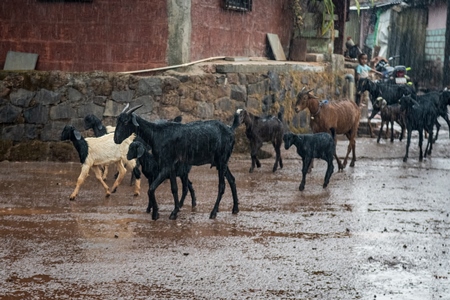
0, 63, 350, 162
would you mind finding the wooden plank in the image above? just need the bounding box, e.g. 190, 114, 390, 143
267, 33, 286, 61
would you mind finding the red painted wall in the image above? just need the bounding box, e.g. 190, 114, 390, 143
191, 0, 293, 60
0, 0, 168, 72
0, 0, 293, 72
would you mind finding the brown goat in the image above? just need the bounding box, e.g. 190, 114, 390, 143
236, 109, 284, 173
294, 88, 361, 170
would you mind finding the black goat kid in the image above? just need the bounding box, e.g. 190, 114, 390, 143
114, 104, 239, 220
399, 95, 438, 162
236, 109, 284, 173
283, 129, 336, 191
127, 141, 196, 219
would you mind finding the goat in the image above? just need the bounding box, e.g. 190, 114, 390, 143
283, 129, 335, 191
84, 114, 117, 181
127, 141, 196, 219
61, 125, 141, 200
84, 114, 115, 136
114, 104, 240, 220
373, 97, 405, 143
235, 108, 284, 173
399, 95, 438, 162
356, 78, 415, 137
412, 91, 450, 142
294, 88, 360, 171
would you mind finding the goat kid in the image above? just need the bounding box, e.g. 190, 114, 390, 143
399, 95, 438, 162
283, 129, 335, 191
373, 97, 405, 143
61, 125, 141, 200
235, 108, 284, 173
127, 141, 196, 220
114, 104, 239, 220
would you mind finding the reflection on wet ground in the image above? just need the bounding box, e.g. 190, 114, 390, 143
1, 132, 450, 299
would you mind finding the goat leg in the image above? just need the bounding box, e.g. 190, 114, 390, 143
147, 188, 159, 221
377, 120, 384, 143
299, 158, 312, 191
390, 120, 395, 143
168, 172, 180, 220
187, 179, 197, 208
323, 159, 334, 188
92, 165, 112, 198
225, 167, 239, 215
404, 129, 412, 162
418, 130, 424, 162
179, 175, 190, 208
210, 166, 228, 219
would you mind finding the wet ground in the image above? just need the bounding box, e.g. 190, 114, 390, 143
1, 121, 450, 300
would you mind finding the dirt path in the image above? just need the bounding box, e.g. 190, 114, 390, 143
1, 128, 450, 299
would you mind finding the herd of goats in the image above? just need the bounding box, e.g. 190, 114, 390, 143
61, 81, 450, 220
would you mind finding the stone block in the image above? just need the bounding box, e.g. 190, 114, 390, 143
24, 104, 49, 124
3, 51, 39, 71
10, 88, 35, 107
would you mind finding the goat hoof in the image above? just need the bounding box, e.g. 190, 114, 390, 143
403, 157, 408, 162
350, 162, 355, 167
249, 168, 254, 173
323, 183, 328, 188
111, 188, 117, 193
209, 212, 217, 219
169, 213, 178, 220
146, 208, 151, 214
299, 185, 305, 191
69, 196, 76, 201
232, 207, 239, 214
152, 213, 160, 221
134, 192, 140, 197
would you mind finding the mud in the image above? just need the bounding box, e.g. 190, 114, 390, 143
1, 123, 450, 299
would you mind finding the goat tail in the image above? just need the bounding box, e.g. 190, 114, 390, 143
330, 127, 336, 141
230, 112, 241, 131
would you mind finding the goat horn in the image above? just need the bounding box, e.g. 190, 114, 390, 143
126, 104, 144, 115
306, 89, 314, 94
121, 103, 130, 113
301, 87, 306, 91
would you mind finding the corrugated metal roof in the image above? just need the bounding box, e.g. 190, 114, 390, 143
349, 0, 403, 9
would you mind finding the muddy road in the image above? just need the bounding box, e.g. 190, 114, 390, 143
1, 125, 450, 299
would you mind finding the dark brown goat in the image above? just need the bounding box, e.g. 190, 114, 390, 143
295, 88, 360, 170
373, 97, 406, 143
236, 109, 284, 173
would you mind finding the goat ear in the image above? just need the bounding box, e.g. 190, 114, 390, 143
137, 145, 145, 158
131, 114, 139, 127
74, 130, 82, 140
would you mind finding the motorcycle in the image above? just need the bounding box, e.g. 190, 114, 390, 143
375, 55, 412, 86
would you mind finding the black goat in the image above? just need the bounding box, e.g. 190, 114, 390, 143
373, 97, 405, 143
114, 104, 240, 220
283, 129, 335, 191
127, 141, 196, 219
84, 114, 115, 137
236, 108, 284, 173
356, 78, 415, 137
412, 91, 450, 142
399, 95, 438, 162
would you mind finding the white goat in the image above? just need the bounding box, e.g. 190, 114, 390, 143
61, 125, 140, 200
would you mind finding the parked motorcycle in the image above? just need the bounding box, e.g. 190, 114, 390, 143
375, 55, 412, 86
